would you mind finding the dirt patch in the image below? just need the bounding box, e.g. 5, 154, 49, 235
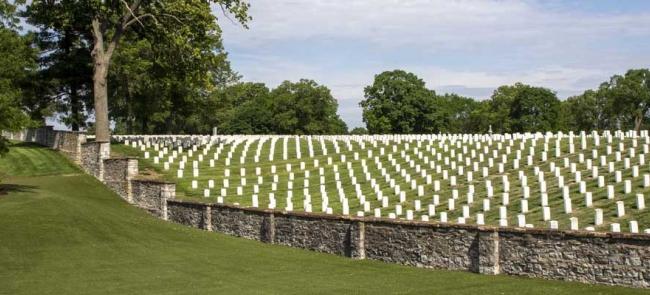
135, 168, 165, 181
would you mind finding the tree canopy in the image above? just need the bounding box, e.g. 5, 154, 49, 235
26, 0, 251, 141
360, 70, 438, 134
0, 1, 37, 155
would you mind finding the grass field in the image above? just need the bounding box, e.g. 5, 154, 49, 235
0, 142, 646, 294
114, 133, 650, 232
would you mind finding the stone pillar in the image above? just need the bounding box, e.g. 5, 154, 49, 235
355, 221, 366, 259
262, 212, 275, 243
125, 158, 138, 203
97, 141, 111, 182
160, 183, 175, 221
204, 206, 212, 231
477, 230, 500, 275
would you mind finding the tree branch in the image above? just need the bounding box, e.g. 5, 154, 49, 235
120, 0, 144, 28
90, 18, 104, 58
124, 13, 159, 28
106, 0, 143, 59
219, 3, 238, 26
160, 13, 183, 25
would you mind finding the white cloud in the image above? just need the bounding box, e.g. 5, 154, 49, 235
220, 0, 650, 50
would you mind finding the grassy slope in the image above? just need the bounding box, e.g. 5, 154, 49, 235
0, 143, 645, 294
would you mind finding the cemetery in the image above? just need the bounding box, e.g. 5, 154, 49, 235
3, 0, 650, 293
115, 131, 650, 234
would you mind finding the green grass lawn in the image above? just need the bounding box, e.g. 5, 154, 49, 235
0, 142, 646, 294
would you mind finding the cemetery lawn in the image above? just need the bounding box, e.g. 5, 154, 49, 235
0, 143, 646, 294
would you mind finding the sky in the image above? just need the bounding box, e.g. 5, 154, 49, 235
215, 0, 650, 129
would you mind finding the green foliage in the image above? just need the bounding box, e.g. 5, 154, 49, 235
269, 79, 347, 135
23, 3, 94, 130
435, 93, 481, 133
108, 27, 239, 134
603, 69, 650, 131
562, 89, 611, 131
361, 70, 438, 134
0, 27, 37, 155
0, 0, 25, 28
24, 0, 251, 141
211, 82, 274, 134
485, 83, 561, 133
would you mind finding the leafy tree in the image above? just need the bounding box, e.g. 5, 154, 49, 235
465, 100, 493, 134
269, 79, 347, 135
486, 83, 560, 133
0, 1, 36, 155
603, 69, 650, 131
27, 0, 250, 141
485, 85, 518, 133
25, 5, 94, 131
109, 26, 239, 135
435, 93, 480, 133
213, 82, 273, 134
562, 89, 611, 131
0, 0, 23, 28
361, 70, 438, 134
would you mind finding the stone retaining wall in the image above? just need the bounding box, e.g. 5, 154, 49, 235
497, 229, 650, 288
103, 158, 138, 201
131, 179, 174, 219
160, 199, 650, 288
210, 204, 271, 242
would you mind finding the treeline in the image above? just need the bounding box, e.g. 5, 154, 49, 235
0, 0, 346, 137
1, 0, 649, 150
112, 79, 347, 135
360, 69, 650, 134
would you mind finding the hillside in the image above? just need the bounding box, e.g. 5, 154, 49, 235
0, 142, 644, 294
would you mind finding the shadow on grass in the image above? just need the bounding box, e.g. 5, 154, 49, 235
0, 184, 37, 196
8, 142, 45, 149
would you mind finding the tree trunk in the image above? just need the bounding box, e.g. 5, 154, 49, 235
93, 56, 110, 142
635, 114, 643, 132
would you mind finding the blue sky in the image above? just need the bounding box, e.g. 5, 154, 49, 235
216, 0, 650, 129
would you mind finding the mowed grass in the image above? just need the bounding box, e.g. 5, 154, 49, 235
0, 142, 78, 177
0, 143, 646, 294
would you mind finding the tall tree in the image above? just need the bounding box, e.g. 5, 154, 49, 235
270, 79, 347, 135
487, 83, 560, 133
209, 82, 273, 134
27, 0, 250, 141
360, 70, 438, 134
108, 25, 238, 135
562, 89, 611, 131
0, 0, 36, 155
435, 93, 480, 133
603, 69, 650, 131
